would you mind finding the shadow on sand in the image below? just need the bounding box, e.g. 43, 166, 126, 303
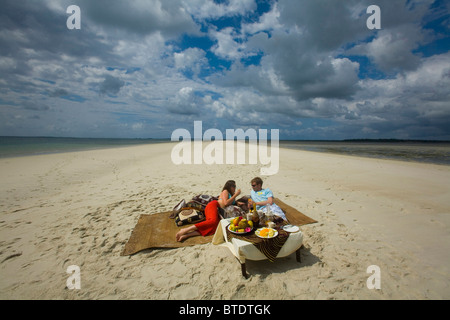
238, 245, 321, 278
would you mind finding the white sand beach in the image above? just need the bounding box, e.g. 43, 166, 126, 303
0, 142, 449, 299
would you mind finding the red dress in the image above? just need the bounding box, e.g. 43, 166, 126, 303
195, 200, 220, 236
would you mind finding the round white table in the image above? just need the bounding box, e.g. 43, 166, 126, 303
212, 218, 304, 277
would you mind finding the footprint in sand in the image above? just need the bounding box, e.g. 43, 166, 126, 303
1, 251, 22, 263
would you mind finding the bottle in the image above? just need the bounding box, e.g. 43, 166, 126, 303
267, 204, 272, 215
251, 203, 259, 227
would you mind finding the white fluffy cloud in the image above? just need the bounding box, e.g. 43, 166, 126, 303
167, 87, 204, 115
209, 27, 246, 61
242, 3, 282, 35
348, 24, 425, 73
174, 47, 208, 76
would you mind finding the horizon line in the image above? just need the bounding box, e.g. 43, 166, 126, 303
1, 136, 450, 143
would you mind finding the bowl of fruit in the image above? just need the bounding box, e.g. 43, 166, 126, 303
228, 216, 254, 235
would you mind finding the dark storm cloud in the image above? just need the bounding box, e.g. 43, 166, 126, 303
99, 75, 125, 96
71, 0, 198, 36
49, 89, 70, 98
0, 0, 120, 102
0, 1, 114, 60
22, 101, 50, 111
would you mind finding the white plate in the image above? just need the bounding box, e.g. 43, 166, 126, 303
255, 228, 278, 239
282, 225, 299, 233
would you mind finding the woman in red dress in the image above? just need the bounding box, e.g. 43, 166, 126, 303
176, 180, 241, 242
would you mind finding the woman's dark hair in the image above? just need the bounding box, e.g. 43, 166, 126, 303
222, 180, 236, 195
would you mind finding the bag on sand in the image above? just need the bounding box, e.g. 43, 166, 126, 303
170, 199, 186, 219
170, 194, 217, 224
191, 194, 218, 207
175, 209, 205, 226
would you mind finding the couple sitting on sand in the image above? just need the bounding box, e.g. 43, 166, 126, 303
175, 177, 286, 242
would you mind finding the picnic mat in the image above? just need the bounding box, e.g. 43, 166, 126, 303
121, 198, 317, 256
274, 198, 318, 226
120, 211, 212, 256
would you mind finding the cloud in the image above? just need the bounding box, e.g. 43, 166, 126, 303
183, 0, 257, 20
59, 0, 198, 37
276, 0, 368, 52
1, 1, 115, 61
336, 52, 450, 139
22, 102, 50, 112
348, 25, 425, 73
131, 122, 144, 131
209, 27, 246, 60
242, 3, 282, 35
211, 60, 289, 96
307, 58, 360, 98
203, 0, 449, 140
208, 49, 450, 139
1, 0, 449, 140
49, 89, 69, 97
174, 47, 208, 76
214, 31, 360, 102
167, 87, 204, 115
99, 75, 125, 96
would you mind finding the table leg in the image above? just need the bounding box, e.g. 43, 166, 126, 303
240, 262, 249, 278
296, 247, 301, 263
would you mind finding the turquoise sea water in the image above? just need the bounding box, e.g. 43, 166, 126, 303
0, 136, 169, 158
0, 137, 449, 166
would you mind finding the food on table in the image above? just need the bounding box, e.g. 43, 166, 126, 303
258, 228, 275, 238
229, 217, 253, 233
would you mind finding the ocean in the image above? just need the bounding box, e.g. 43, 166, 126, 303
0, 137, 449, 166
279, 140, 450, 166
0, 136, 169, 158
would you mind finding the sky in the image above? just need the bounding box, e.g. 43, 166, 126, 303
0, 0, 449, 140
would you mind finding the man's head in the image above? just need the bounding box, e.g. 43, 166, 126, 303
251, 177, 263, 191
